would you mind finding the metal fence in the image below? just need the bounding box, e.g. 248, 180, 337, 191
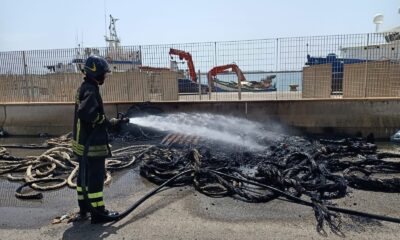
0, 32, 399, 103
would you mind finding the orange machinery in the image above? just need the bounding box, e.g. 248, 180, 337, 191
169, 48, 197, 82
207, 64, 246, 85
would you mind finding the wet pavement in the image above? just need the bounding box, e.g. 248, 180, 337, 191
1, 137, 400, 239
0, 137, 154, 228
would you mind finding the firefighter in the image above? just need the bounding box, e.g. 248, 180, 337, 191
72, 55, 128, 223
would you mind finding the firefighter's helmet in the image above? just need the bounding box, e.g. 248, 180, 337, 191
84, 55, 111, 79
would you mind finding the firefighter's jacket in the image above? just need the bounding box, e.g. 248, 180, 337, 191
72, 79, 110, 158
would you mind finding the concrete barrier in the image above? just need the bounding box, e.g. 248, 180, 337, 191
1, 99, 400, 139
0, 105, 6, 132
2, 104, 75, 136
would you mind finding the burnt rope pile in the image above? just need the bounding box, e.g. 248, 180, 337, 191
0, 135, 153, 199
139, 136, 400, 233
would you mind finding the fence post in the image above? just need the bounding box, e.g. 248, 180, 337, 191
275, 38, 279, 100
236, 42, 241, 101
198, 70, 201, 100
139, 45, 145, 102
238, 77, 242, 100
209, 42, 217, 100
363, 34, 370, 98
22, 51, 30, 102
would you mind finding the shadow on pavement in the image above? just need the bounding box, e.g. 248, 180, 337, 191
62, 187, 192, 240
62, 221, 118, 240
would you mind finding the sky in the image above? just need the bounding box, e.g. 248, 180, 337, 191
0, 0, 399, 51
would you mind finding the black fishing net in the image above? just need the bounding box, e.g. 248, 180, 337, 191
138, 135, 400, 233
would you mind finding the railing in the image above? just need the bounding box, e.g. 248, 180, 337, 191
0, 33, 399, 103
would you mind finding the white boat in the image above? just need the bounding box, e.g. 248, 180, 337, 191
340, 28, 400, 60
47, 15, 142, 73
340, 11, 400, 60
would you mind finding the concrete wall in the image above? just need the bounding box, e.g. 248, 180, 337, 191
0, 75, 31, 102
146, 71, 180, 101
0, 103, 118, 136
2, 99, 400, 139
302, 64, 332, 98
101, 71, 150, 102
0, 105, 5, 132
343, 61, 400, 98
0, 70, 182, 103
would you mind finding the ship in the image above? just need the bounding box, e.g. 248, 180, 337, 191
340, 11, 400, 60
46, 15, 142, 73
340, 27, 400, 61
304, 11, 400, 93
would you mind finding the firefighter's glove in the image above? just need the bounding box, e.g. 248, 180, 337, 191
109, 118, 120, 126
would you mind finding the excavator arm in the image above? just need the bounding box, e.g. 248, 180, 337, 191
169, 48, 197, 82
207, 64, 246, 83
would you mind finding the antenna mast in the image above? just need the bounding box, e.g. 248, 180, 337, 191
373, 13, 384, 33
105, 15, 120, 50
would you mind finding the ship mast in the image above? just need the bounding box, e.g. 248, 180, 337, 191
102, 14, 141, 66
105, 15, 121, 57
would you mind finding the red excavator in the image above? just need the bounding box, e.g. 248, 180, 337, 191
207, 64, 276, 92
207, 64, 246, 91
169, 48, 197, 82
207, 64, 246, 83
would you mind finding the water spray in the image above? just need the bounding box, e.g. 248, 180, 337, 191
129, 113, 279, 151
